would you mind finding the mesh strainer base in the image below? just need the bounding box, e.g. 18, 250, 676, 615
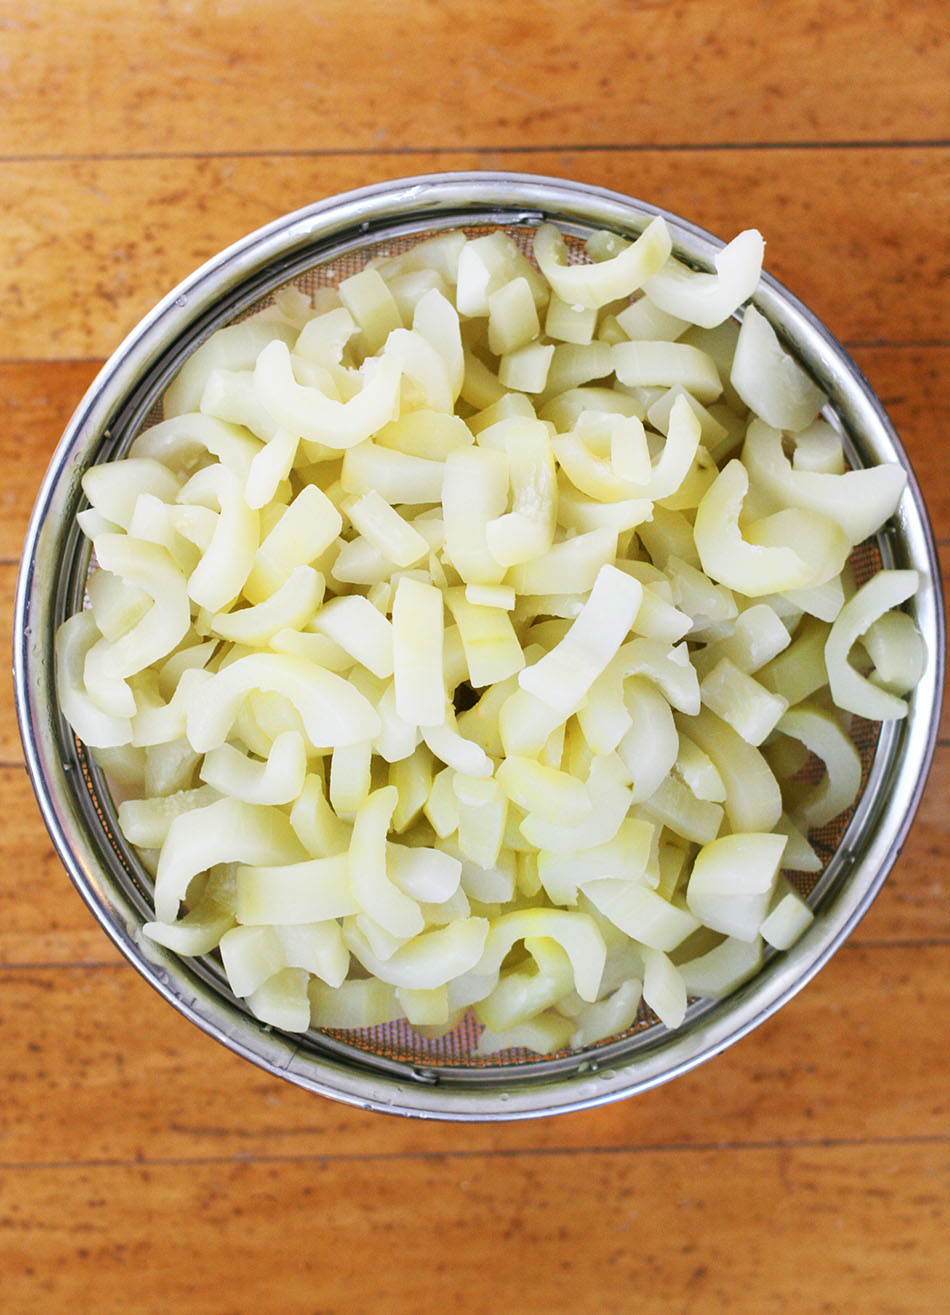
87, 219, 888, 1075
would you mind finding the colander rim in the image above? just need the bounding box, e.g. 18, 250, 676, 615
13, 171, 945, 1120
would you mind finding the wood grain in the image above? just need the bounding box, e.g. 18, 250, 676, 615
0, 360, 101, 561
0, 769, 124, 966
3, 1, 947, 1304
1, 944, 948, 1166
3, 0, 947, 159
1, 1144, 946, 1315
1, 565, 21, 763
2, 148, 947, 360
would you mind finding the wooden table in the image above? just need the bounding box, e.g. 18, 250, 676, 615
2, 3, 947, 1310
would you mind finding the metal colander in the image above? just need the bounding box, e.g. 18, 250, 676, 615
14, 173, 944, 1119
